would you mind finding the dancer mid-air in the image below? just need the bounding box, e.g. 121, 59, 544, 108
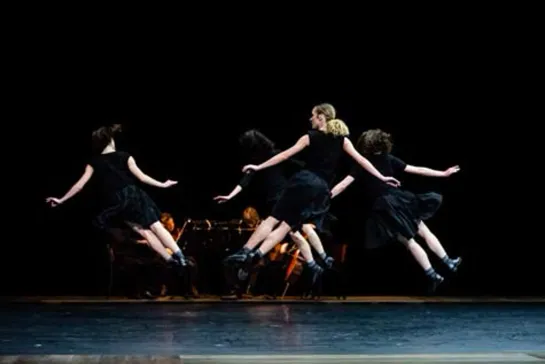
214, 129, 334, 284
45, 124, 188, 270
231, 104, 400, 269
330, 128, 461, 291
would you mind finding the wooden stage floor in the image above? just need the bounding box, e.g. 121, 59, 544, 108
1, 296, 543, 363
3, 295, 545, 304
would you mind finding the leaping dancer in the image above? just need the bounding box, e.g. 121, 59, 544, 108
330, 128, 461, 292
45, 124, 188, 272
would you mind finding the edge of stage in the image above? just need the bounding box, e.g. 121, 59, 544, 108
1, 295, 545, 304
0, 353, 544, 363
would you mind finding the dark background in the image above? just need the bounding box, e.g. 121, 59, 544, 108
4, 23, 538, 297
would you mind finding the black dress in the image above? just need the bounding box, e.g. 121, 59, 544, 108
270, 130, 345, 232
89, 151, 162, 230
348, 153, 442, 249
237, 149, 303, 216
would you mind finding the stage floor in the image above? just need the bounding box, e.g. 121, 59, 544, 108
1, 298, 543, 362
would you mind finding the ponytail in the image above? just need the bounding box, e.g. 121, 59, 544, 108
325, 119, 350, 137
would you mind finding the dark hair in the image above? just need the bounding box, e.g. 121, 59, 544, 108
356, 129, 393, 156
91, 124, 122, 154
238, 129, 276, 163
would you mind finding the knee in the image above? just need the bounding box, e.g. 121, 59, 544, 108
268, 223, 291, 241
263, 216, 279, 228
149, 221, 163, 232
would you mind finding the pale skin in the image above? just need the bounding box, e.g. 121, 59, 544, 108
45, 139, 181, 261
213, 183, 322, 263
237, 108, 401, 258
330, 157, 460, 271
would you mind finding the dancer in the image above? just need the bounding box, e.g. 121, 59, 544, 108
330, 128, 461, 291
45, 124, 188, 269
235, 104, 400, 269
214, 129, 333, 286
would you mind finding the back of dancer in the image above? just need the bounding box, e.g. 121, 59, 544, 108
88, 150, 136, 200
303, 129, 345, 184
45, 124, 189, 271
331, 129, 461, 292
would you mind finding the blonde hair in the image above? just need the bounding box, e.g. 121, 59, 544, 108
326, 119, 350, 136
313, 103, 336, 121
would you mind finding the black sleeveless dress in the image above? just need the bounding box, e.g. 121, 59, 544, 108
237, 149, 303, 217
270, 130, 344, 231
89, 151, 162, 230
348, 153, 442, 249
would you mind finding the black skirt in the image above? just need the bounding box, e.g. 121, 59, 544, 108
271, 170, 331, 232
93, 184, 162, 230
364, 189, 442, 249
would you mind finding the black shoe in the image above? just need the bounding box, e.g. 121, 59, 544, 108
167, 257, 186, 277
428, 273, 444, 294
244, 251, 263, 270
224, 251, 249, 265
171, 251, 188, 267
447, 257, 462, 272
324, 256, 334, 269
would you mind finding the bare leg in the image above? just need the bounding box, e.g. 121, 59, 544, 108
245, 223, 324, 295
289, 231, 314, 263
224, 216, 280, 263
417, 222, 447, 258
399, 235, 443, 291
417, 222, 461, 271
302, 224, 334, 268
246, 216, 280, 250
149, 221, 187, 265
257, 222, 292, 256
400, 237, 433, 271
126, 222, 172, 261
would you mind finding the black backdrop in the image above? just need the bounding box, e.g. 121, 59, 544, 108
5, 40, 537, 297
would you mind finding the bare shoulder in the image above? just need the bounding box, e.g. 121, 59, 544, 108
295, 134, 310, 147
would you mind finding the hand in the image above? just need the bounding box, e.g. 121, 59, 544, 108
45, 197, 62, 207
162, 179, 178, 188
383, 176, 401, 187
242, 164, 260, 173
213, 195, 231, 204
443, 165, 460, 176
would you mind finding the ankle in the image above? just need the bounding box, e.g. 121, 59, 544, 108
424, 267, 441, 280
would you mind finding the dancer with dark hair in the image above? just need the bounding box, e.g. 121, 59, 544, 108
330, 129, 461, 292
45, 124, 188, 270
214, 129, 334, 286
233, 104, 400, 270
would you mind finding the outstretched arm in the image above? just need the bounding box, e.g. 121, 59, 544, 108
405, 164, 460, 177
330, 175, 355, 199
343, 138, 400, 186
213, 170, 254, 203
213, 185, 243, 203
128, 156, 177, 188
46, 165, 94, 206
242, 135, 309, 172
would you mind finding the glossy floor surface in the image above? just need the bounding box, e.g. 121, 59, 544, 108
0, 303, 543, 356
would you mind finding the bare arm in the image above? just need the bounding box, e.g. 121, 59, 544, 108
243, 135, 309, 172
405, 164, 460, 177
127, 156, 176, 188
330, 175, 355, 199
213, 185, 243, 203
343, 138, 399, 185
54, 165, 94, 204
213, 170, 254, 203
